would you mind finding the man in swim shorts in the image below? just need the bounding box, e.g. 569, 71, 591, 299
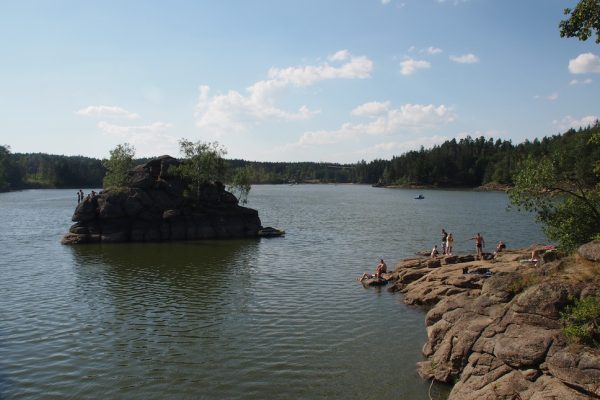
470, 233, 485, 260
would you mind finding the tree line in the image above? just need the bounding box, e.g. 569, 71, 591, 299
1, 123, 599, 192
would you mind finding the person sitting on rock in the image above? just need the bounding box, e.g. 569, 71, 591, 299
494, 241, 506, 256
359, 259, 387, 282
430, 245, 439, 258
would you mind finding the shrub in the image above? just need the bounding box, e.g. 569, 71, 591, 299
560, 296, 600, 347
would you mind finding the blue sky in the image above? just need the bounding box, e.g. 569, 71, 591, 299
1, 0, 599, 163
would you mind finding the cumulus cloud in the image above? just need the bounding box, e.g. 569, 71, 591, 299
76, 105, 140, 119
569, 78, 593, 85
195, 50, 373, 133
449, 53, 479, 64
552, 115, 599, 131
351, 101, 391, 117
296, 103, 455, 147
568, 53, 600, 74
400, 58, 431, 75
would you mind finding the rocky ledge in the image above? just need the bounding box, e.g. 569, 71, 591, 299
62, 156, 261, 244
382, 243, 600, 399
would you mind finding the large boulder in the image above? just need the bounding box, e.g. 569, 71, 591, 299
578, 240, 600, 262
62, 156, 262, 244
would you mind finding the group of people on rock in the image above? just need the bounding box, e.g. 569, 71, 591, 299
432, 229, 505, 260
359, 228, 511, 283
76, 189, 97, 204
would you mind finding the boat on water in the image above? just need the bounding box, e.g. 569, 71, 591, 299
258, 226, 286, 237
414, 194, 425, 199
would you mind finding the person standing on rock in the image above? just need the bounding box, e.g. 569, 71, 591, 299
470, 233, 485, 260
446, 233, 454, 256
441, 229, 448, 254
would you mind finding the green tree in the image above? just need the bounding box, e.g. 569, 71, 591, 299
229, 165, 252, 204
175, 139, 227, 202
508, 138, 600, 250
102, 143, 135, 189
0, 145, 11, 191
559, 0, 600, 43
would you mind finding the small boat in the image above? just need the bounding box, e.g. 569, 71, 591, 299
258, 227, 286, 237
414, 194, 425, 199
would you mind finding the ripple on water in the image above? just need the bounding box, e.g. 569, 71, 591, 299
0, 187, 546, 399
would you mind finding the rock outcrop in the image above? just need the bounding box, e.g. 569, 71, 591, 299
62, 156, 261, 244
384, 247, 600, 400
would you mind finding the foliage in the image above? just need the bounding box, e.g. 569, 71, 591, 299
559, 0, 600, 43
228, 165, 252, 204
0, 145, 12, 191
560, 296, 600, 347
508, 123, 600, 251
507, 273, 541, 296
172, 139, 228, 202
102, 143, 135, 189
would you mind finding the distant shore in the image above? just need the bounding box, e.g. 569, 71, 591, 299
375, 181, 512, 192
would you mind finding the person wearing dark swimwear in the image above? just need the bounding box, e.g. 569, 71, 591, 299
470, 233, 485, 260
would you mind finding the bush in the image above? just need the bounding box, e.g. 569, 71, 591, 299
560, 296, 600, 347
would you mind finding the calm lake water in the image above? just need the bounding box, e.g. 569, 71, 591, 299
0, 185, 547, 399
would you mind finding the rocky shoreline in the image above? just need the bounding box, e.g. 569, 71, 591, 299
379, 243, 600, 399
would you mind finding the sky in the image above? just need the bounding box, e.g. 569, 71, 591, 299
1, 0, 599, 163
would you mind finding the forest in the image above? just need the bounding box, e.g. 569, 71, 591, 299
1, 122, 599, 192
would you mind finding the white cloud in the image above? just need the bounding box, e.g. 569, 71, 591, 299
97, 121, 173, 135
328, 49, 350, 61
195, 51, 373, 133
422, 46, 442, 55
76, 105, 140, 119
381, 0, 391, 5
400, 58, 431, 75
568, 53, 600, 74
449, 53, 479, 64
97, 121, 178, 157
552, 115, 599, 131
569, 78, 593, 85
351, 101, 391, 117
533, 92, 559, 101
296, 103, 455, 147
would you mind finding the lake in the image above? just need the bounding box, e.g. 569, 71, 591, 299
0, 185, 547, 399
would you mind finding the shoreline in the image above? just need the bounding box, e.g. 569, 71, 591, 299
379, 244, 600, 399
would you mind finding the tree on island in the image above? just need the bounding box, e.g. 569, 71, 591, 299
560, 0, 600, 43
102, 143, 135, 189
173, 139, 251, 205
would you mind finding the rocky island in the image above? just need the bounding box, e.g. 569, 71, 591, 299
62, 155, 262, 244
380, 243, 600, 399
